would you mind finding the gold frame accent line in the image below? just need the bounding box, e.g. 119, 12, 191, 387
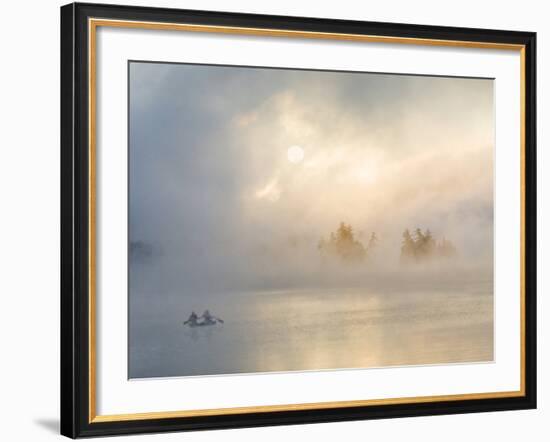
90, 18, 524, 50
92, 391, 524, 423
88, 18, 527, 424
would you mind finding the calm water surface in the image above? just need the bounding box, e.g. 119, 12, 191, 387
129, 283, 493, 378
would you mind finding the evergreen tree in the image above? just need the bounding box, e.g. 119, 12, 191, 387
401, 227, 457, 263
414, 228, 425, 245
437, 237, 458, 258
318, 222, 366, 263
368, 232, 378, 250
422, 229, 436, 257
400, 229, 415, 263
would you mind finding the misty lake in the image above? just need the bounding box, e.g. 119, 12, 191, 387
129, 280, 493, 378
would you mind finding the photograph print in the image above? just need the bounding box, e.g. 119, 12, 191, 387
128, 61, 494, 379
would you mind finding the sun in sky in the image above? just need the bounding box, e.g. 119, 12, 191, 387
287, 145, 305, 164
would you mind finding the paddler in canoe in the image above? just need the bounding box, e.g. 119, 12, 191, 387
183, 310, 224, 327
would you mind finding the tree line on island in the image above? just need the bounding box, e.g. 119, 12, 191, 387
318, 222, 457, 264
400, 228, 457, 263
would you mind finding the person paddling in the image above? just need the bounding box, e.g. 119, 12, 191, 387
184, 311, 198, 326
201, 310, 214, 324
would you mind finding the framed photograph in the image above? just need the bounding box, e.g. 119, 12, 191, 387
60, 2, 536, 438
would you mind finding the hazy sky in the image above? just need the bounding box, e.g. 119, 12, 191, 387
129, 61, 494, 292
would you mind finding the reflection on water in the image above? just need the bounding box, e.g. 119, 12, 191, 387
129, 283, 493, 378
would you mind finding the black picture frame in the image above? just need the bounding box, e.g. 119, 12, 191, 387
61, 2, 537, 438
